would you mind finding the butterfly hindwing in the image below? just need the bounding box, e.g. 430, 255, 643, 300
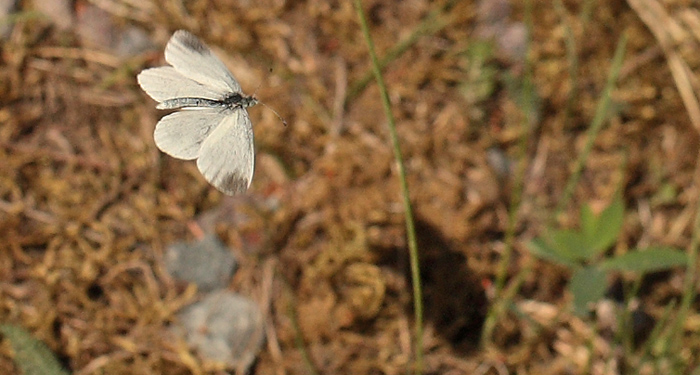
196, 108, 255, 195
153, 109, 226, 160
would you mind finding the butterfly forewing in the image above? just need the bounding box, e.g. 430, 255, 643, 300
164, 30, 242, 95
137, 66, 225, 103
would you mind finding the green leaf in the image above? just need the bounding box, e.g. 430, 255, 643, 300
580, 195, 624, 255
0, 324, 70, 375
580, 203, 596, 238
460, 41, 499, 105
569, 266, 608, 316
527, 237, 578, 267
599, 247, 688, 273
550, 229, 593, 262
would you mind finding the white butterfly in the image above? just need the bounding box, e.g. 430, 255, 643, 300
137, 30, 256, 195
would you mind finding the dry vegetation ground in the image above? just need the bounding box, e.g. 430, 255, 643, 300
1, 0, 700, 374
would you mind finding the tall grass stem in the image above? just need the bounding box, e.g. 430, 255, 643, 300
353, 1, 424, 373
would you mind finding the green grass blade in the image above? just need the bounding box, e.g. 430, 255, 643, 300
345, 0, 458, 107
352, 1, 424, 373
554, 0, 579, 126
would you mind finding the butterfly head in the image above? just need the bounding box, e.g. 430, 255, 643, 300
241, 95, 258, 108
227, 92, 286, 126
223, 92, 258, 109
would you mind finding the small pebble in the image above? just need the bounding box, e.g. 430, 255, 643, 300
176, 291, 265, 372
0, 0, 17, 39
164, 234, 238, 292
76, 3, 152, 57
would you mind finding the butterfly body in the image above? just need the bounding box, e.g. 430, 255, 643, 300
158, 94, 258, 111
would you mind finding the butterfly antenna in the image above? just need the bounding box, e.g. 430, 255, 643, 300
259, 101, 288, 127
252, 67, 287, 126
251, 67, 273, 97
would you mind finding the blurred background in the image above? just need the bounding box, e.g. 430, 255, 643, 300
1, 0, 700, 374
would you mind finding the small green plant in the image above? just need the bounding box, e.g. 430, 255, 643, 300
0, 324, 70, 375
458, 41, 499, 121
528, 194, 688, 316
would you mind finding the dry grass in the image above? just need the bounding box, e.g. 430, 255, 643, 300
1, 0, 700, 374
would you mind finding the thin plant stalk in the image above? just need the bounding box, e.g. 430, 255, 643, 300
669, 147, 700, 359
353, 1, 424, 373
555, 0, 579, 125
345, 0, 458, 107
483, 0, 535, 346
553, 32, 628, 220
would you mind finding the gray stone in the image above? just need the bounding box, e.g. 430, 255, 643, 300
164, 234, 237, 292
177, 291, 265, 372
0, 0, 17, 39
